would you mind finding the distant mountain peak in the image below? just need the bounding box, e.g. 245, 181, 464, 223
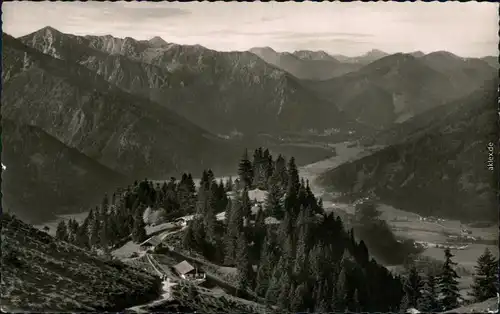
292, 50, 337, 61
38, 26, 59, 33
249, 46, 277, 54
364, 49, 389, 57
31, 26, 63, 38
426, 50, 461, 59
410, 51, 425, 58
148, 36, 168, 47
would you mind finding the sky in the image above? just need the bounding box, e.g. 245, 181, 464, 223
2, 1, 498, 57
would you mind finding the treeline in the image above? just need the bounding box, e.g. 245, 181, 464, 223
182, 150, 405, 312
400, 247, 498, 312
54, 173, 205, 251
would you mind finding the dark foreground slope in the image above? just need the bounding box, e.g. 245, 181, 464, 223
2, 33, 240, 179
1, 119, 127, 223
0, 214, 161, 312
318, 83, 498, 221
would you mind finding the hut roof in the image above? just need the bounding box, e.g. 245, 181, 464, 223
174, 260, 195, 275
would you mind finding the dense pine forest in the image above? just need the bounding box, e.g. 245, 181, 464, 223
49, 148, 498, 312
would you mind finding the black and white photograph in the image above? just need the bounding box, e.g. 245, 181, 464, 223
1, 1, 498, 313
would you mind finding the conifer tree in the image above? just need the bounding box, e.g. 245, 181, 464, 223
255, 228, 274, 297
99, 215, 109, 249
290, 283, 307, 312
277, 273, 292, 310
183, 225, 196, 251
225, 194, 244, 265
55, 220, 69, 242
240, 188, 252, 221
470, 247, 498, 302
351, 288, 361, 313
202, 183, 218, 243
192, 218, 207, 252
234, 178, 242, 191
438, 248, 461, 311
68, 219, 79, 244
284, 158, 300, 218
207, 169, 215, 187
287, 157, 300, 196
265, 270, 281, 305
253, 206, 266, 260
252, 148, 266, 189
178, 173, 196, 215
315, 281, 331, 313
224, 198, 232, 225
101, 193, 109, 216
265, 179, 285, 219
418, 274, 439, 312
264, 152, 274, 189
403, 266, 423, 308
238, 149, 253, 189
225, 176, 234, 192
274, 155, 288, 191
236, 231, 254, 292
294, 210, 311, 278
335, 268, 348, 311
399, 293, 410, 313
106, 209, 119, 245
90, 215, 100, 248
132, 210, 147, 243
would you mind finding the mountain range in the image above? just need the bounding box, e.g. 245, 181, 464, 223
2, 26, 496, 224
331, 49, 390, 64
19, 27, 353, 136
2, 32, 241, 179
302, 52, 496, 128
250, 46, 363, 80
318, 80, 498, 221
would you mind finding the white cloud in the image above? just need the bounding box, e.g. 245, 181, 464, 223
2, 1, 497, 57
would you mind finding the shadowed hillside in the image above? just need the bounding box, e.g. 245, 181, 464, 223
2, 32, 241, 179
1, 118, 128, 224
303, 53, 495, 129
318, 83, 497, 221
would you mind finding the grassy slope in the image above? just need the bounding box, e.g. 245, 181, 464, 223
1, 214, 161, 312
